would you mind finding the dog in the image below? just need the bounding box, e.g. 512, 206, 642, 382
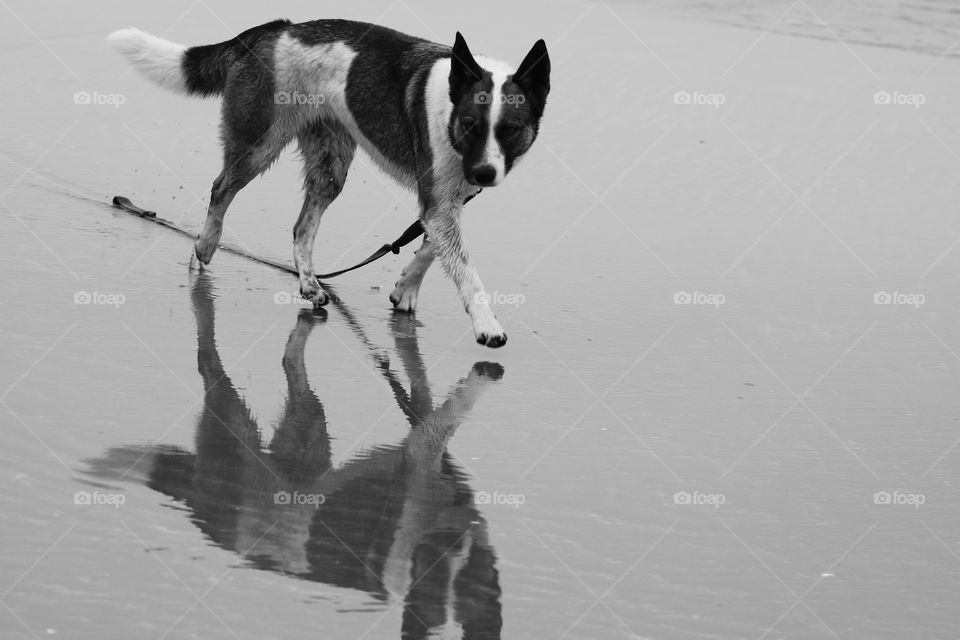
107, 19, 550, 348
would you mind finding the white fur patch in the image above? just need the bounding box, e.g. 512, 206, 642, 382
475, 56, 513, 186
107, 28, 188, 94
425, 59, 472, 200
273, 34, 420, 190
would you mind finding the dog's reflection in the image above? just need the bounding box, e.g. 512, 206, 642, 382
89, 274, 503, 639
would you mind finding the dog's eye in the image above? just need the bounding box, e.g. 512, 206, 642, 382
461, 117, 478, 130
499, 124, 522, 137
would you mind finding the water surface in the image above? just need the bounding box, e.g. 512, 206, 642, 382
2, 1, 959, 638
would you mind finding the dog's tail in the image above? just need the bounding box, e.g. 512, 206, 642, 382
106, 28, 231, 97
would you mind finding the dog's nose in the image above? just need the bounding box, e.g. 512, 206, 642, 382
472, 165, 497, 186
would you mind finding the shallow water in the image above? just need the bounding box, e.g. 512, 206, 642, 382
2, 1, 960, 639
638, 0, 960, 60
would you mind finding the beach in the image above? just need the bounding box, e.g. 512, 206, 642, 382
2, 0, 959, 638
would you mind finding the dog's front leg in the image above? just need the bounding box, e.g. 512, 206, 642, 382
424, 202, 506, 348
389, 235, 435, 313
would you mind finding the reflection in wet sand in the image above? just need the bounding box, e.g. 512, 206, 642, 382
87, 273, 504, 639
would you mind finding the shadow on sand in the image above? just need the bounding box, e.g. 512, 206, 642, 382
86, 272, 505, 639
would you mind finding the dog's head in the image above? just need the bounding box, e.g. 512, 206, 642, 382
447, 33, 550, 187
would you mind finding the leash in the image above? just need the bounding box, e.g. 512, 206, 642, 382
317, 218, 424, 279
316, 188, 482, 277
111, 190, 480, 280
106, 193, 477, 426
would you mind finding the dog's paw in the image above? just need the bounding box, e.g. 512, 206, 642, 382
472, 313, 506, 348
389, 284, 418, 313
300, 278, 329, 307
193, 238, 217, 265
472, 361, 505, 380
476, 332, 507, 348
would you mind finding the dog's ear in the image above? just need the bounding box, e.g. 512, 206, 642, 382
514, 39, 550, 116
449, 32, 484, 103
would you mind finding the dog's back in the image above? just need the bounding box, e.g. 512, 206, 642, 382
109, 19, 448, 186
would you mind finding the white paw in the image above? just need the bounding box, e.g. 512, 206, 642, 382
472, 314, 507, 348
299, 277, 329, 307
389, 282, 419, 313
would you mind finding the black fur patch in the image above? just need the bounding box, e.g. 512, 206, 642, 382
182, 19, 292, 97
218, 25, 291, 156
497, 78, 540, 174
512, 39, 550, 118
290, 21, 449, 189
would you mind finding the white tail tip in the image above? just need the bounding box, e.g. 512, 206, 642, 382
107, 28, 189, 94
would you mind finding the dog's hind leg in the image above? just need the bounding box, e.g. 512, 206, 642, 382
389, 236, 436, 313
194, 129, 289, 265
292, 120, 356, 307
193, 171, 242, 265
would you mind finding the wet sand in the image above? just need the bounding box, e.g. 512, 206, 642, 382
2, 1, 960, 638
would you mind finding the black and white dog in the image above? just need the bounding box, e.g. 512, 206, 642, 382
108, 19, 550, 348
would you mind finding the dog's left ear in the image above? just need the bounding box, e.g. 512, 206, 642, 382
514, 39, 550, 117
449, 32, 484, 103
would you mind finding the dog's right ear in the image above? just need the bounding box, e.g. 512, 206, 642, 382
449, 32, 484, 103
